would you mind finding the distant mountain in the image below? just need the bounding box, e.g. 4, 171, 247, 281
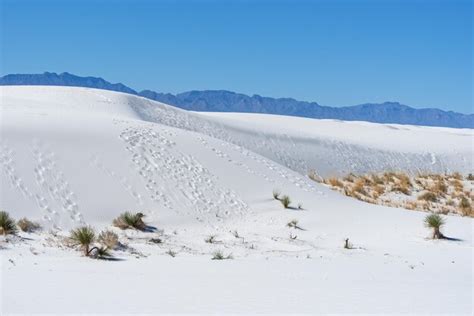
1, 72, 472, 128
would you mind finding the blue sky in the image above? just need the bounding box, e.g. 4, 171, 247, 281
1, 0, 472, 113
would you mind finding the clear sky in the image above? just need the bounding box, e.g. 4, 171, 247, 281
1, 0, 472, 113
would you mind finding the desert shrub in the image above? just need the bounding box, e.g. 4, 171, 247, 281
451, 172, 462, 180
391, 183, 410, 195
272, 189, 281, 200
70, 226, 96, 256
287, 219, 299, 229
343, 173, 356, 183
371, 174, 384, 185
98, 230, 119, 249
352, 179, 366, 195
446, 199, 455, 206
451, 179, 464, 192
166, 249, 177, 257
467, 173, 474, 181
89, 246, 112, 260
326, 177, 343, 187
280, 195, 291, 208
424, 214, 445, 239
212, 250, 233, 260
418, 191, 437, 202
459, 196, 472, 216
17, 218, 41, 232
405, 201, 418, 210
205, 235, 217, 244
0, 211, 17, 236
431, 180, 447, 195
113, 212, 146, 230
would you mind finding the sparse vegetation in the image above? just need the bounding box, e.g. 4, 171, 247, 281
313, 171, 472, 217
98, 230, 119, 249
90, 246, 112, 260
0, 211, 17, 236
272, 189, 281, 200
70, 226, 96, 256
467, 173, 474, 181
418, 191, 437, 202
166, 249, 177, 257
459, 196, 472, 216
287, 219, 304, 230
113, 212, 146, 230
280, 195, 291, 208
424, 214, 445, 239
212, 250, 233, 260
17, 218, 41, 232
205, 235, 217, 244
344, 238, 352, 249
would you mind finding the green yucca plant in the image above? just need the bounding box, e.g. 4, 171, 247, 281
0, 211, 17, 236
424, 214, 445, 239
212, 250, 233, 260
113, 212, 146, 230
70, 226, 96, 256
272, 189, 281, 200
280, 195, 291, 209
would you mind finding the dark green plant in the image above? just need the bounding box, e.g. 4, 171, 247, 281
280, 195, 291, 208
0, 211, 17, 236
70, 226, 96, 256
424, 214, 445, 239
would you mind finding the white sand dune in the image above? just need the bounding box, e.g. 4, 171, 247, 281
1, 86, 472, 314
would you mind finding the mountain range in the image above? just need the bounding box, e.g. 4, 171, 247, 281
1, 72, 472, 128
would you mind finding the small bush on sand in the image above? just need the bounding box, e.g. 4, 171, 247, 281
90, 246, 112, 260
17, 218, 41, 232
459, 196, 472, 216
424, 214, 445, 239
287, 219, 298, 229
326, 177, 343, 187
280, 195, 291, 208
432, 180, 447, 195
70, 226, 96, 256
418, 191, 437, 202
0, 211, 17, 236
344, 238, 353, 249
166, 249, 177, 257
467, 173, 474, 181
113, 212, 146, 230
212, 250, 233, 260
272, 189, 281, 200
98, 230, 119, 249
205, 235, 217, 244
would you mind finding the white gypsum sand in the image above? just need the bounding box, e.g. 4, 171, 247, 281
0, 86, 472, 314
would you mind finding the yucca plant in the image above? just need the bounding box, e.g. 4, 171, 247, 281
272, 189, 281, 200
280, 195, 291, 209
0, 211, 17, 236
113, 212, 146, 230
424, 214, 445, 239
70, 226, 96, 256
212, 250, 233, 260
91, 246, 111, 260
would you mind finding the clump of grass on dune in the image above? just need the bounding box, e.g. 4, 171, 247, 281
113, 212, 147, 230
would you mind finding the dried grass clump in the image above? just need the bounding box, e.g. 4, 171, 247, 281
326, 177, 343, 188
113, 212, 146, 230
98, 230, 119, 250
451, 172, 462, 180
17, 218, 41, 232
451, 180, 464, 192
418, 191, 437, 202
459, 196, 472, 216
431, 180, 447, 195
352, 179, 366, 195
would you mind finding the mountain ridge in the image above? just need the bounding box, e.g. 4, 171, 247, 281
1, 72, 472, 128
